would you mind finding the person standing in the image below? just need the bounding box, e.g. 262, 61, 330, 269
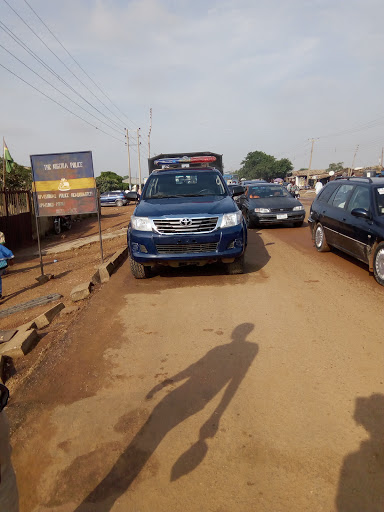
315, 180, 323, 194
0, 236, 14, 299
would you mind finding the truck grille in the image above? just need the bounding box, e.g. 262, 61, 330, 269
153, 217, 218, 234
156, 243, 219, 254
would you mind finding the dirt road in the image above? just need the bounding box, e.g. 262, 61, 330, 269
8, 216, 384, 512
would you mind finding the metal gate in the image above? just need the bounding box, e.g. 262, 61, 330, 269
0, 190, 33, 250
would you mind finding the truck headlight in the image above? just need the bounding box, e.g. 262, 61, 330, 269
131, 215, 152, 231
293, 205, 304, 211
220, 210, 242, 228
254, 208, 271, 213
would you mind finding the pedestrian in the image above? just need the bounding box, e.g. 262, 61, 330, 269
0, 235, 14, 300
315, 180, 323, 194
0, 383, 19, 511
287, 182, 292, 193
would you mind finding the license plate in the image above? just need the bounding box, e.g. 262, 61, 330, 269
276, 214, 288, 219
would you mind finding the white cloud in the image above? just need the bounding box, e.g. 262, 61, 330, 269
1, 0, 384, 174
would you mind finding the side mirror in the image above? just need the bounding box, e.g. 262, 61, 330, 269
351, 208, 370, 219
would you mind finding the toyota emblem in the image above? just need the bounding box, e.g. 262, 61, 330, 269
179, 218, 193, 226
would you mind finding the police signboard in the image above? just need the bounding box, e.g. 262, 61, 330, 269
30, 151, 98, 217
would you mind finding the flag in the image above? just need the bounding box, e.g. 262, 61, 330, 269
3, 140, 14, 174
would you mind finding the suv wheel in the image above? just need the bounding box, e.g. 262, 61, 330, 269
129, 255, 151, 279
116, 200, 123, 207
314, 223, 330, 252
226, 254, 245, 275
373, 242, 384, 286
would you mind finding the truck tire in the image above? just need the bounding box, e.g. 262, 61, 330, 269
129, 255, 151, 279
226, 254, 245, 275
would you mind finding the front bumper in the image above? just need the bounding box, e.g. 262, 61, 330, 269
250, 210, 305, 224
128, 224, 246, 266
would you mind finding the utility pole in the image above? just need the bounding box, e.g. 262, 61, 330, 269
137, 128, 142, 188
125, 128, 132, 190
307, 138, 317, 185
350, 144, 359, 176
381, 147, 383, 173
148, 108, 152, 159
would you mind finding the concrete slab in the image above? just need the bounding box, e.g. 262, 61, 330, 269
70, 282, 93, 302
0, 329, 40, 358
60, 305, 80, 316
17, 320, 37, 332
34, 302, 65, 329
97, 247, 128, 283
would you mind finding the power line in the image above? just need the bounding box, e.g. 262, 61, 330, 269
0, 20, 125, 135
0, 42, 126, 137
0, 61, 126, 144
2, 0, 126, 131
22, 0, 141, 133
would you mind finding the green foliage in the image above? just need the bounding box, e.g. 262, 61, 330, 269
238, 151, 293, 181
96, 171, 124, 193
0, 157, 32, 190
326, 162, 344, 173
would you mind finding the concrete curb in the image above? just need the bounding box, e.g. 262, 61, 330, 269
0, 329, 40, 358
93, 246, 128, 284
34, 302, 65, 329
70, 282, 94, 302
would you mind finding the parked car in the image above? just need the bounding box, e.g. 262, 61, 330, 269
308, 176, 384, 286
238, 183, 305, 228
228, 184, 245, 206
100, 191, 128, 207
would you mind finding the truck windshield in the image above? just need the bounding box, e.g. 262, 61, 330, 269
143, 172, 227, 199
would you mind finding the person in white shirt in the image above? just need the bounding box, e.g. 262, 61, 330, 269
315, 180, 323, 194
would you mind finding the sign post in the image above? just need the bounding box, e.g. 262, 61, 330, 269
30, 151, 101, 275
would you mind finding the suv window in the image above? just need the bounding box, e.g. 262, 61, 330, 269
317, 183, 337, 203
331, 184, 354, 209
375, 187, 384, 215
347, 186, 370, 213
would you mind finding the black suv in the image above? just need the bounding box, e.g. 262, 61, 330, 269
308, 177, 384, 286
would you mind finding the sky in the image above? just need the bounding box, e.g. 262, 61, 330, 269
1, 0, 384, 179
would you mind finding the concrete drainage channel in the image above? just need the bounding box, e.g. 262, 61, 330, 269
0, 246, 128, 383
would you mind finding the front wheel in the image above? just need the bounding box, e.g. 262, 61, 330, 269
226, 254, 245, 275
314, 223, 330, 252
245, 211, 255, 229
373, 242, 384, 286
116, 200, 123, 207
129, 255, 151, 279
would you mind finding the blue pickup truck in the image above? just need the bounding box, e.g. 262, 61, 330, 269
127, 154, 247, 278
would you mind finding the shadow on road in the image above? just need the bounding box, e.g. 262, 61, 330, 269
74, 323, 259, 511
336, 393, 384, 511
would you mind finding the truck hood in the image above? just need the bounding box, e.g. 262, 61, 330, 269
134, 195, 237, 217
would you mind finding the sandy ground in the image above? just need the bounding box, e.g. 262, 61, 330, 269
0, 205, 135, 332
5, 199, 384, 512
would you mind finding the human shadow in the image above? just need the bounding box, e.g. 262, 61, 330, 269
74, 323, 259, 511
335, 393, 384, 511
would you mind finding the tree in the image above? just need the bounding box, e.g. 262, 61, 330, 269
326, 162, 344, 173
95, 171, 124, 193
0, 157, 33, 189
237, 151, 293, 181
